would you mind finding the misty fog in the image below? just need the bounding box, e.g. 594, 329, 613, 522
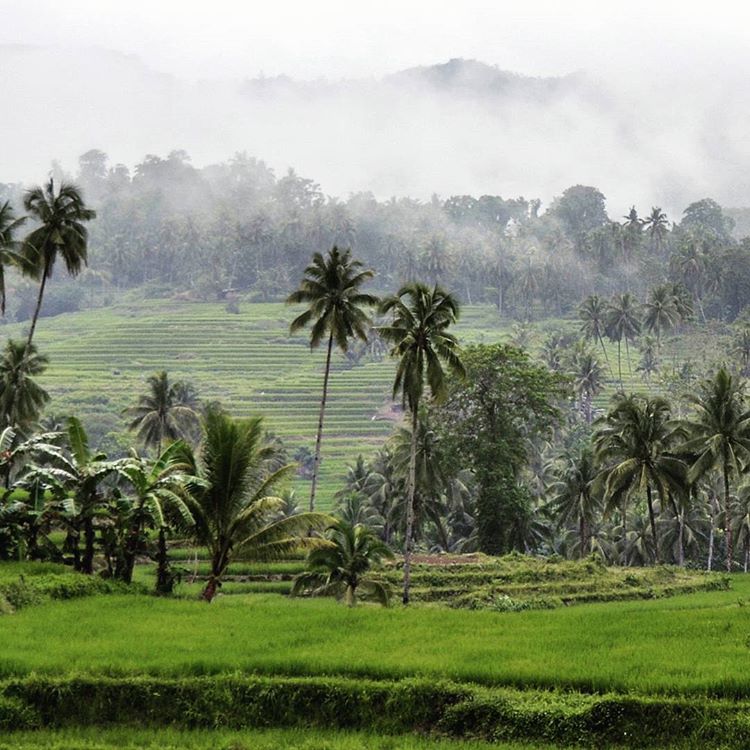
3, 44, 750, 216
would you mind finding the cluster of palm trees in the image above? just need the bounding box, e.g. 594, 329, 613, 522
288, 246, 464, 603
578, 284, 693, 390
0, 405, 329, 600
549, 369, 750, 571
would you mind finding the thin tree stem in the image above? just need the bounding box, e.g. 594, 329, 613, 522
310, 333, 334, 513
403, 405, 418, 605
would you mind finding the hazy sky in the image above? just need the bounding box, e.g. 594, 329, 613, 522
2, 0, 749, 82
4, 1, 750, 213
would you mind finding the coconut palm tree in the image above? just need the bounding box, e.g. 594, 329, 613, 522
378, 282, 464, 604
186, 406, 330, 601
594, 394, 686, 564
0, 339, 49, 433
682, 368, 750, 571
643, 285, 680, 350
0, 201, 27, 316
549, 443, 600, 557
287, 246, 378, 511
20, 180, 96, 348
578, 294, 612, 376
643, 207, 669, 254
125, 371, 200, 454
291, 520, 393, 607
605, 293, 641, 390
569, 343, 604, 424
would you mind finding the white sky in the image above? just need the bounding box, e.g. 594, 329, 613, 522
2, 0, 749, 81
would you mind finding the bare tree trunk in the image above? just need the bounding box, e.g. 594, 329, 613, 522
724, 464, 733, 572
309, 333, 334, 512
402, 406, 418, 605
26, 262, 50, 350
646, 484, 659, 564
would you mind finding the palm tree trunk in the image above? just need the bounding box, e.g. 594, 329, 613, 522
402, 406, 418, 605
579, 514, 586, 559
646, 484, 659, 564
597, 333, 613, 379
617, 340, 623, 391
155, 527, 171, 595
26, 262, 50, 350
724, 463, 733, 572
624, 336, 632, 375
82, 515, 96, 574
708, 498, 715, 571
678, 512, 685, 567
309, 333, 334, 512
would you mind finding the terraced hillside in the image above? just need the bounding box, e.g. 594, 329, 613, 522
2, 299, 724, 508
0, 302, 509, 506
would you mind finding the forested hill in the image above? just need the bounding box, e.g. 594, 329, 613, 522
2, 146, 750, 330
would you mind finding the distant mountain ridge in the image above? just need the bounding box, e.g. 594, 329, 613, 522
1, 45, 749, 214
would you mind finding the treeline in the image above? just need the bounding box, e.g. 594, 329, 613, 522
3, 149, 750, 323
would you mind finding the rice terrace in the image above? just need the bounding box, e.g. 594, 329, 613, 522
6, 3, 750, 749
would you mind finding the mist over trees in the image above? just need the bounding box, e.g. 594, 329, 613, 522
2, 147, 749, 327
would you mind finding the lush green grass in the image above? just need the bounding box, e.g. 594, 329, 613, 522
2, 577, 750, 697
0, 727, 545, 750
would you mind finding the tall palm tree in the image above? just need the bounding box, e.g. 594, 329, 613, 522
20, 180, 96, 348
605, 293, 641, 390
549, 444, 600, 557
682, 368, 750, 571
186, 406, 329, 601
578, 294, 612, 377
0, 201, 27, 316
125, 371, 199, 454
287, 246, 377, 511
643, 207, 669, 254
378, 282, 464, 604
643, 285, 679, 349
0, 339, 49, 433
594, 394, 686, 564
292, 520, 393, 607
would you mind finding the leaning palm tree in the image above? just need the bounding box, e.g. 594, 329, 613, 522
0, 339, 49, 433
292, 520, 393, 607
378, 282, 464, 604
578, 294, 612, 377
605, 293, 641, 390
594, 394, 687, 564
287, 246, 378, 511
681, 368, 750, 571
0, 201, 27, 316
20, 180, 96, 348
125, 371, 200, 454
186, 406, 330, 602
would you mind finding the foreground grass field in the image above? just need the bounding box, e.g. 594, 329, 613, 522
1, 578, 749, 697
0, 728, 548, 750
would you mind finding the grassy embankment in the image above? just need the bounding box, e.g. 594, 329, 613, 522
0, 561, 747, 747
